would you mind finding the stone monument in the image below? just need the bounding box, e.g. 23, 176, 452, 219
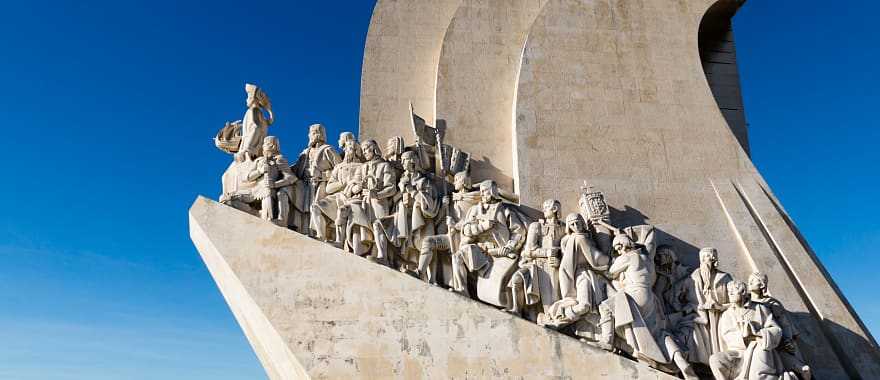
190, 1, 880, 379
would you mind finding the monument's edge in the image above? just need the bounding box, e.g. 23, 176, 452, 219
189, 196, 310, 380
188, 196, 680, 379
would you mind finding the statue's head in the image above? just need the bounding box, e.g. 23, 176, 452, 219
655, 245, 677, 274
612, 234, 635, 254
308, 124, 327, 147
245, 83, 271, 110
542, 199, 561, 220
262, 136, 280, 157
385, 136, 405, 160
401, 150, 420, 173
699, 247, 719, 270
338, 132, 355, 149
728, 280, 748, 305
748, 272, 769, 295
361, 139, 381, 161
478, 180, 500, 204
453, 171, 471, 192
565, 213, 586, 234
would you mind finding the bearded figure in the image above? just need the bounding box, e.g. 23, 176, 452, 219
291, 124, 341, 234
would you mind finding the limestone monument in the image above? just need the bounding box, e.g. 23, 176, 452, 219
190, 1, 880, 379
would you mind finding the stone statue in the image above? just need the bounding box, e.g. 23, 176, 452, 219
749, 272, 812, 380
338, 131, 358, 161
653, 245, 690, 315
246, 136, 297, 226
218, 83, 275, 209
597, 234, 698, 379
419, 171, 479, 286
710, 280, 786, 380
292, 124, 341, 234
374, 151, 441, 274
345, 139, 397, 259
541, 213, 610, 339
682, 247, 734, 365
451, 180, 527, 309
310, 134, 364, 243
384, 135, 406, 175
508, 199, 564, 320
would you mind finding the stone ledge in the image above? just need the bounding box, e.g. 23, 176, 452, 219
189, 196, 678, 379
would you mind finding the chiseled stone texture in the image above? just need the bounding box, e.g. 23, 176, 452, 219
359, 0, 880, 378
190, 197, 677, 380
513, 1, 880, 377
359, 0, 462, 144
436, 0, 548, 190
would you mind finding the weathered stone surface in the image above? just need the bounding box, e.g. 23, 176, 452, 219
190, 196, 677, 379
359, 0, 462, 144
436, 0, 548, 190
358, 0, 880, 378
513, 1, 878, 377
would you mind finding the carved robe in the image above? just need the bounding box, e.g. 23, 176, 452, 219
603, 248, 677, 365
711, 303, 785, 380
347, 158, 397, 241
542, 232, 610, 335
292, 143, 340, 232
683, 267, 733, 364
453, 201, 527, 307
311, 160, 362, 239
510, 219, 564, 313
752, 296, 809, 377
379, 172, 441, 260
219, 107, 271, 203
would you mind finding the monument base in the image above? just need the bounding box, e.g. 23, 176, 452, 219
189, 196, 677, 379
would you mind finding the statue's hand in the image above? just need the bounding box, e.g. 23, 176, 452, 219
548, 255, 560, 268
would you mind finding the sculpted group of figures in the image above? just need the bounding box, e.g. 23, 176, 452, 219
214, 84, 812, 380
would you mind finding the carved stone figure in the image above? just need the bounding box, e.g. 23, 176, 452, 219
384, 136, 405, 175
653, 245, 690, 314
597, 234, 698, 379
451, 180, 527, 308
682, 247, 734, 365
749, 272, 812, 380
338, 132, 358, 161
374, 151, 441, 273
219, 84, 275, 208
245, 136, 297, 226
647, 245, 707, 367
508, 199, 564, 320
345, 139, 397, 259
310, 135, 363, 243
292, 124, 341, 234
710, 281, 786, 380
541, 213, 610, 339
419, 171, 479, 286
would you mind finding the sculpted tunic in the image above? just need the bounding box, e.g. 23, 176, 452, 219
603, 248, 677, 364
348, 158, 397, 233
380, 172, 441, 256
683, 268, 734, 364
511, 219, 565, 311
712, 303, 784, 380
293, 144, 340, 205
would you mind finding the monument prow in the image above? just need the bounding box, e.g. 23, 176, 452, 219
190, 196, 676, 379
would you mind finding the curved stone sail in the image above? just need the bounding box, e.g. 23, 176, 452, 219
192, 1, 880, 379
356, 0, 880, 378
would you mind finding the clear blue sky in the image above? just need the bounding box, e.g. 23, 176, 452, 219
0, 1, 876, 379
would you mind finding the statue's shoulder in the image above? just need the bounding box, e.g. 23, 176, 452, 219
527, 221, 543, 234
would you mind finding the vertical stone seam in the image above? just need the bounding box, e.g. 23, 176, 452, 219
731, 181, 860, 379
710, 179, 759, 271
